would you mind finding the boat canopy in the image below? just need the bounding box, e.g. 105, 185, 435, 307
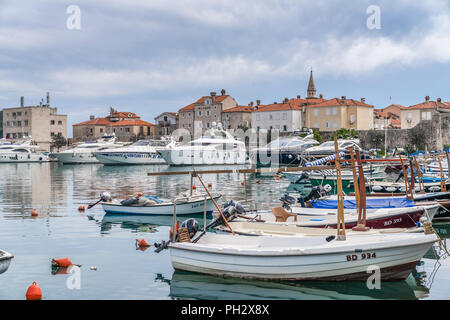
311, 197, 416, 209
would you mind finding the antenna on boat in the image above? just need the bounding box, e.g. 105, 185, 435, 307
334, 136, 346, 240
352, 149, 369, 232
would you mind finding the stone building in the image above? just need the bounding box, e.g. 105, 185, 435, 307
221, 104, 253, 130
154, 112, 178, 138
373, 109, 401, 130
73, 108, 155, 141
400, 96, 450, 129
178, 89, 238, 135
1, 93, 67, 151
304, 97, 374, 132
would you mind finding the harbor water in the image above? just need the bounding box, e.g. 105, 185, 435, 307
0, 163, 449, 300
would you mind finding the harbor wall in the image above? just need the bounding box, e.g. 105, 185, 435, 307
318, 113, 450, 152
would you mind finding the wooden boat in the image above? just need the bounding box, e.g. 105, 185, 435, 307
169, 229, 438, 281
101, 192, 221, 216
0, 250, 13, 275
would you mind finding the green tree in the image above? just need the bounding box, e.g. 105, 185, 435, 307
331, 128, 359, 140
51, 134, 67, 152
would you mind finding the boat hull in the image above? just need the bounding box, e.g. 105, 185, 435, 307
0, 153, 51, 163
94, 152, 166, 165
158, 149, 247, 166
101, 196, 220, 216
0, 250, 13, 275
52, 152, 100, 164
170, 233, 436, 281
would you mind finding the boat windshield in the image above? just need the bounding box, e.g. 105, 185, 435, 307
132, 140, 151, 146
266, 139, 292, 148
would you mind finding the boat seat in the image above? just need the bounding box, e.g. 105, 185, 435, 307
272, 207, 298, 223
177, 228, 191, 243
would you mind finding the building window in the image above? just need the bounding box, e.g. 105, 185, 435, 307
283, 125, 287, 131
313, 122, 318, 128
326, 121, 330, 128
24, 120, 28, 126
17, 112, 22, 116
350, 114, 355, 123
275, 113, 280, 120
6, 121, 10, 127
126, 128, 130, 132
51, 132, 55, 136
421, 112, 431, 120
256, 114, 260, 121
58, 120, 62, 125
206, 111, 210, 116
269, 114, 273, 120
333, 121, 337, 128
100, 128, 103, 133
408, 112, 412, 119
326, 108, 330, 116
198, 111, 202, 117
333, 107, 337, 115
282, 113, 287, 120
314, 109, 318, 117
50, 120, 55, 125
182, 113, 185, 118
17, 121, 21, 127
12, 133, 17, 139
12, 121, 16, 127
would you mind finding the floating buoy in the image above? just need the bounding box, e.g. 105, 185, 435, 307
255, 179, 260, 184
31, 209, 38, 217
52, 257, 73, 267
78, 206, 85, 212
26, 282, 42, 300
136, 192, 144, 198
192, 185, 197, 190
208, 182, 212, 188
136, 238, 150, 248
241, 181, 245, 186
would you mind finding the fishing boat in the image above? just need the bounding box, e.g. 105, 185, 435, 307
157, 124, 247, 166
51, 134, 124, 164
249, 134, 320, 167
93, 139, 170, 165
101, 191, 221, 216
169, 228, 438, 281
0, 138, 52, 163
0, 249, 13, 275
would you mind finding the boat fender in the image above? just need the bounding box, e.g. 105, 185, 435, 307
31, 209, 38, 217
51, 257, 73, 267
26, 282, 42, 300
180, 218, 199, 239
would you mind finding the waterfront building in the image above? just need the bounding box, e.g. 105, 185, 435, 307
73, 108, 155, 142
373, 109, 401, 129
221, 104, 254, 130
304, 96, 374, 132
1, 93, 67, 151
154, 112, 178, 138
178, 89, 239, 135
400, 96, 450, 129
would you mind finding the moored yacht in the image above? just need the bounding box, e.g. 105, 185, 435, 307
93, 139, 171, 165
304, 138, 370, 160
158, 124, 247, 166
250, 133, 320, 167
51, 134, 124, 164
0, 137, 52, 163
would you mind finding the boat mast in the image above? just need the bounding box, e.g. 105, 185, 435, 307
334, 136, 346, 240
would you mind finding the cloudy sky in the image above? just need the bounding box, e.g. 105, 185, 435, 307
0, 0, 449, 136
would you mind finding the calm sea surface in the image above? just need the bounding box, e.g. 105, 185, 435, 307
0, 162, 449, 300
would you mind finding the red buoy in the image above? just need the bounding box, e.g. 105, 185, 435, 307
31, 209, 38, 217
78, 206, 85, 212
52, 257, 73, 267
136, 238, 150, 248
192, 185, 197, 190
26, 282, 42, 300
208, 183, 212, 188
241, 181, 245, 186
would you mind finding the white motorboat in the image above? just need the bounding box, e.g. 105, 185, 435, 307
93, 139, 170, 165
169, 228, 438, 281
0, 138, 52, 163
0, 249, 14, 275
101, 191, 221, 216
51, 134, 124, 164
157, 125, 247, 166
304, 138, 371, 160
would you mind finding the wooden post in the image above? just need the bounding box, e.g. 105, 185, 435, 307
438, 157, 445, 192
172, 202, 177, 242
409, 159, 416, 194
334, 136, 346, 240
348, 147, 360, 211
413, 156, 425, 193
352, 149, 369, 231
399, 155, 412, 200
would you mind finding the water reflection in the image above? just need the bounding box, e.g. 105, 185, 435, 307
163, 270, 429, 300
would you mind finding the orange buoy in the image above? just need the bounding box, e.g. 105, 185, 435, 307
26, 282, 42, 300
78, 206, 85, 212
52, 257, 73, 267
208, 182, 212, 188
31, 209, 38, 217
169, 220, 180, 239
192, 184, 197, 190
136, 238, 150, 248
136, 192, 144, 198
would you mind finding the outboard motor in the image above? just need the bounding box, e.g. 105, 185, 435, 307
280, 194, 296, 210
294, 172, 309, 184
100, 192, 112, 202
180, 218, 199, 239
298, 184, 332, 207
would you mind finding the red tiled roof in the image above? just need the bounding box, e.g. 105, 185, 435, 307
405, 100, 449, 110
223, 105, 254, 113
109, 112, 138, 118
254, 102, 303, 112
111, 120, 154, 126
179, 103, 195, 112
73, 118, 111, 126
179, 95, 230, 112
307, 97, 373, 108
